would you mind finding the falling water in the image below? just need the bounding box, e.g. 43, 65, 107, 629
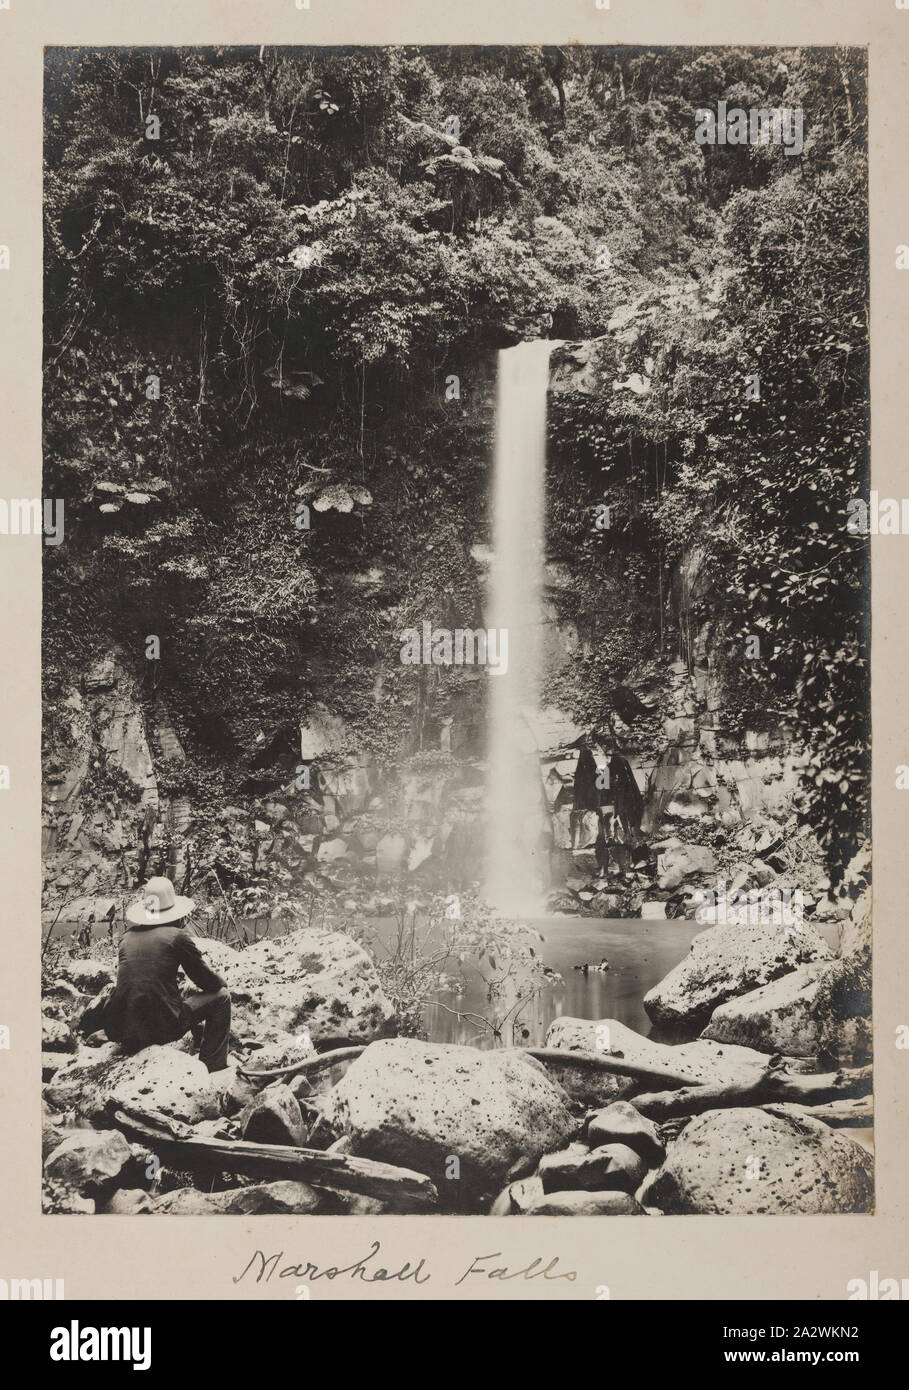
485, 339, 553, 917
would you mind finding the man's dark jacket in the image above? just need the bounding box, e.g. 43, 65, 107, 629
103, 923, 226, 1054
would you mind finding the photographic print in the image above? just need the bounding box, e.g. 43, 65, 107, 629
39, 43, 872, 1221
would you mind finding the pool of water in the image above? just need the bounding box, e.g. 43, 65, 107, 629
363, 914, 701, 1049
50, 908, 700, 1048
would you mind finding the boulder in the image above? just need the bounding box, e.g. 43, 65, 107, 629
43, 1119, 68, 1159
586, 1100, 665, 1165
648, 1106, 874, 1214
489, 1175, 545, 1215
220, 1070, 260, 1117
59, 958, 115, 994
543, 1017, 635, 1105
326, 1193, 391, 1215
46, 1044, 220, 1125
219, 1032, 318, 1109
153, 1181, 323, 1215
489, 1186, 514, 1215
45, 978, 84, 1007
43, 1041, 119, 1106
643, 920, 833, 1033
546, 889, 581, 914
657, 844, 715, 889
240, 1084, 307, 1146
701, 963, 863, 1059
535, 1141, 590, 1191
327, 1039, 576, 1202
150, 1187, 218, 1214
43, 1185, 96, 1214
103, 1188, 154, 1214
750, 857, 776, 887
215, 1181, 324, 1215
191, 1117, 236, 1140
222, 927, 394, 1044
544, 1016, 786, 1107
510, 1175, 546, 1212
526, 1189, 645, 1215
44, 1128, 133, 1195
42, 1016, 77, 1054
539, 1141, 645, 1195
190, 938, 253, 992
706, 950, 878, 1067
42, 1053, 66, 1081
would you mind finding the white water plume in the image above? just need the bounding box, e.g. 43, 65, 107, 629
484, 339, 554, 917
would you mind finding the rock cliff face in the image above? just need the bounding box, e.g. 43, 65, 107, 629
41, 300, 829, 927
41, 610, 818, 930
43, 653, 162, 925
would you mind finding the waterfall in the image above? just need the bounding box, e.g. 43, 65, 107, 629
484, 339, 552, 917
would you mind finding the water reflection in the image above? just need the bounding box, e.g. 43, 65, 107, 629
365, 913, 700, 1050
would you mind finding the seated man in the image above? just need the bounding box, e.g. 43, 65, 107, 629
101, 876, 231, 1073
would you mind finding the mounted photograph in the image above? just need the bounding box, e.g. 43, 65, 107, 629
40, 43, 871, 1219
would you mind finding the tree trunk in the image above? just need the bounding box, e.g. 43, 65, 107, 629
112, 1109, 438, 1211
631, 1064, 872, 1120
239, 1044, 366, 1082
760, 1097, 872, 1128
240, 1042, 710, 1091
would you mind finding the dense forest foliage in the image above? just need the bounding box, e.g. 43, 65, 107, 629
43, 45, 869, 882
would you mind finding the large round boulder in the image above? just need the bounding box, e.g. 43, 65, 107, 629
701, 960, 871, 1064
44, 1128, 133, 1196
196, 928, 394, 1044
327, 1039, 577, 1204
45, 1043, 220, 1125
647, 1106, 873, 1214
59, 958, 116, 995
643, 920, 832, 1033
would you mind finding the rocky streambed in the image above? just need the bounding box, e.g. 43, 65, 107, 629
41, 863, 873, 1217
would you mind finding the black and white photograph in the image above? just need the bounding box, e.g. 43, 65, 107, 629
39, 43, 872, 1223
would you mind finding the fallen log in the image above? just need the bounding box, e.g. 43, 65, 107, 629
630, 1064, 872, 1121
761, 1098, 874, 1128
240, 1043, 708, 1091
111, 1109, 438, 1211
525, 1047, 707, 1090
239, 1045, 365, 1082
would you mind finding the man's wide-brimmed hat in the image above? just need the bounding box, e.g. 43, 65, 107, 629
126, 876, 195, 926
